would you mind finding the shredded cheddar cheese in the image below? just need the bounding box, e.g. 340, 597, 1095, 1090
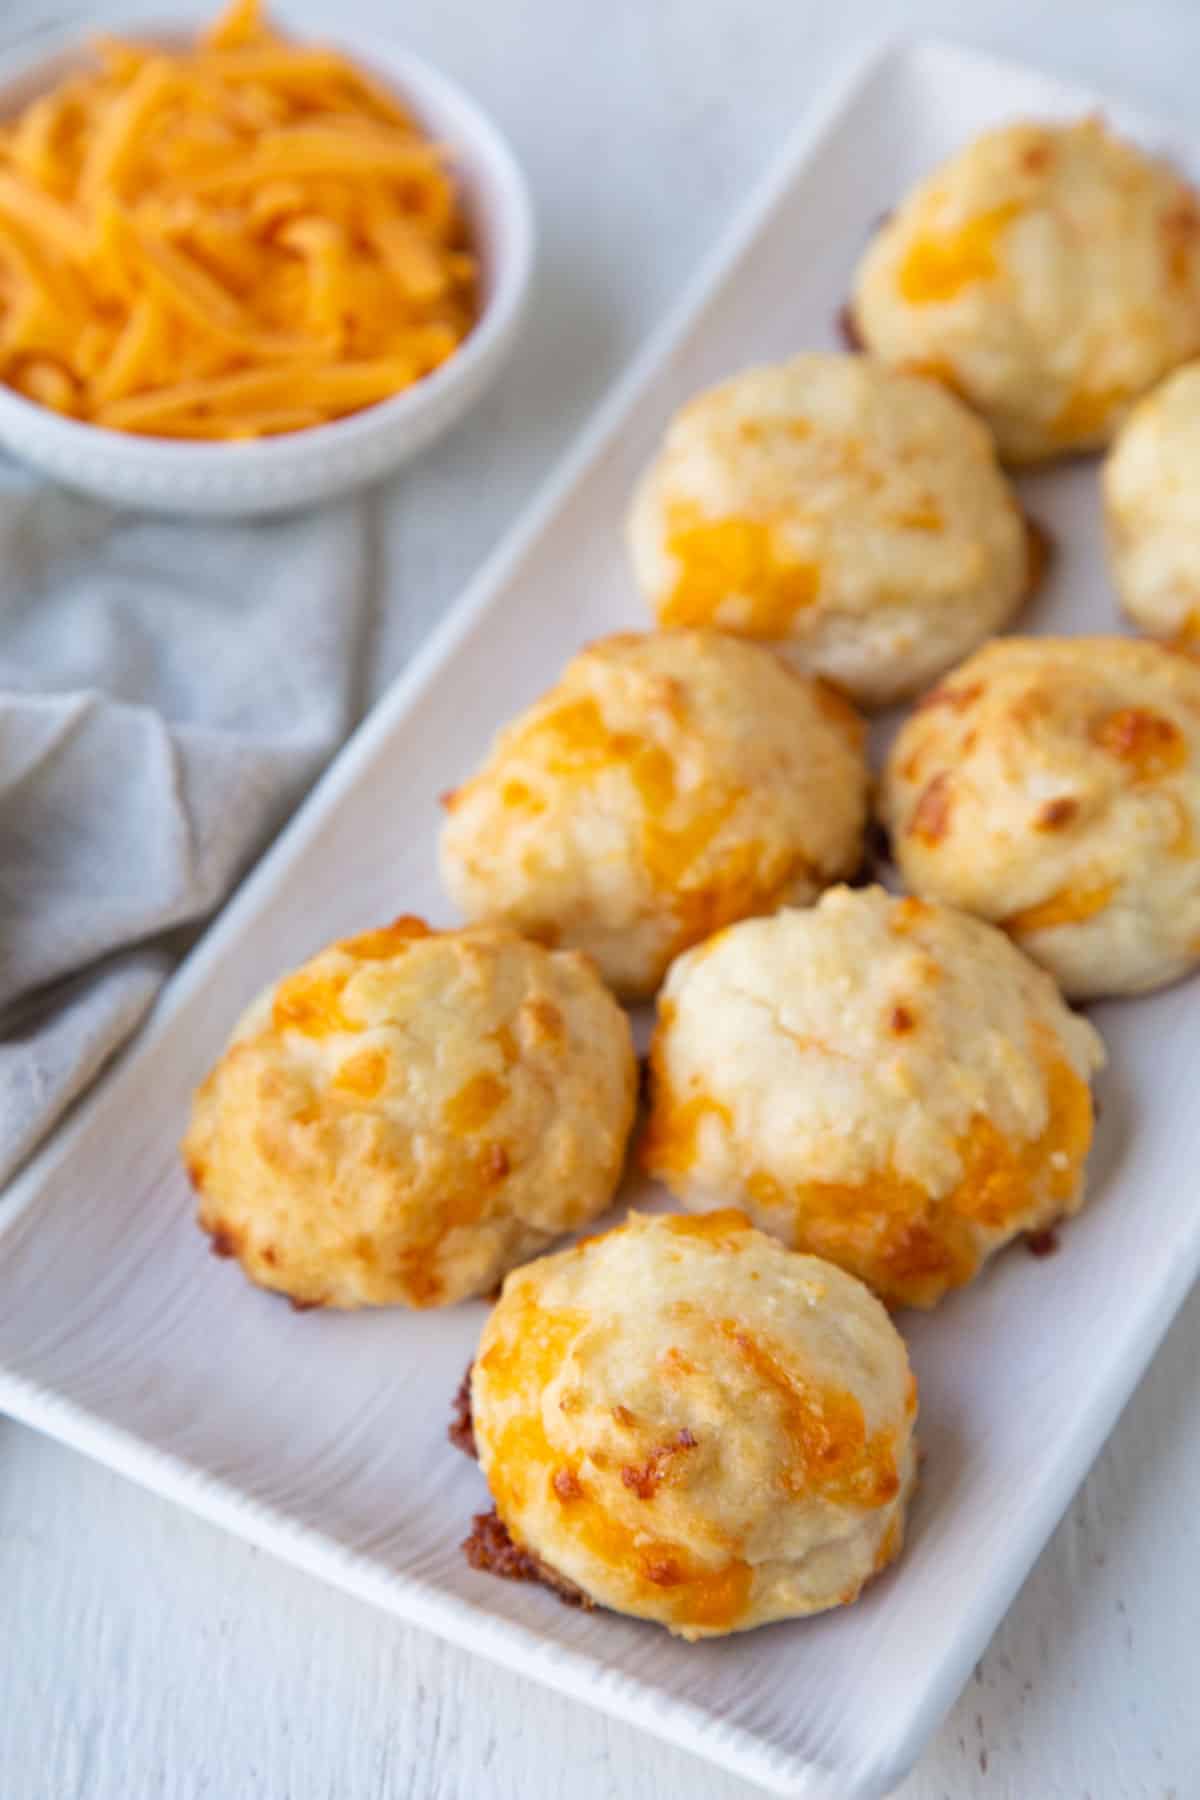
895, 203, 1021, 304
661, 509, 821, 634
1003, 881, 1119, 935
0, 0, 476, 436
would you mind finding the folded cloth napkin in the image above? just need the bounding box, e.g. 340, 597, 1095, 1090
0, 465, 373, 1186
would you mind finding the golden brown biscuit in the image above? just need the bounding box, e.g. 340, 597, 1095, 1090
440, 630, 867, 999
183, 917, 637, 1308
626, 354, 1030, 705
881, 637, 1200, 997
642, 888, 1104, 1309
852, 119, 1200, 461
470, 1210, 917, 1638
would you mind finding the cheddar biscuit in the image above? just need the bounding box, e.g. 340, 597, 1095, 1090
882, 636, 1200, 997
440, 630, 868, 999
470, 1209, 917, 1638
183, 918, 637, 1308
642, 888, 1104, 1309
1104, 361, 1200, 641
852, 118, 1200, 461
625, 353, 1031, 706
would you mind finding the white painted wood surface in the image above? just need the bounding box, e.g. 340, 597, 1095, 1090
3, 1, 1200, 1794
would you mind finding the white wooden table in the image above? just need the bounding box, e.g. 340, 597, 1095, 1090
3, 1, 1200, 1794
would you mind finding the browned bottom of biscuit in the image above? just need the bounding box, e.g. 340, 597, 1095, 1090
1024, 513, 1054, 600
836, 303, 864, 352
448, 1362, 477, 1459
849, 817, 894, 889
461, 1509, 593, 1609
451, 1364, 592, 1610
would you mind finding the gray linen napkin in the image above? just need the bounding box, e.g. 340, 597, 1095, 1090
0, 466, 372, 1185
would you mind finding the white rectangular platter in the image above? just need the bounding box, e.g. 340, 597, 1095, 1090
1, 39, 1197, 1800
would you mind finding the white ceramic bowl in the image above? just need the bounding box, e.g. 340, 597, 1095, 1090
0, 21, 534, 517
